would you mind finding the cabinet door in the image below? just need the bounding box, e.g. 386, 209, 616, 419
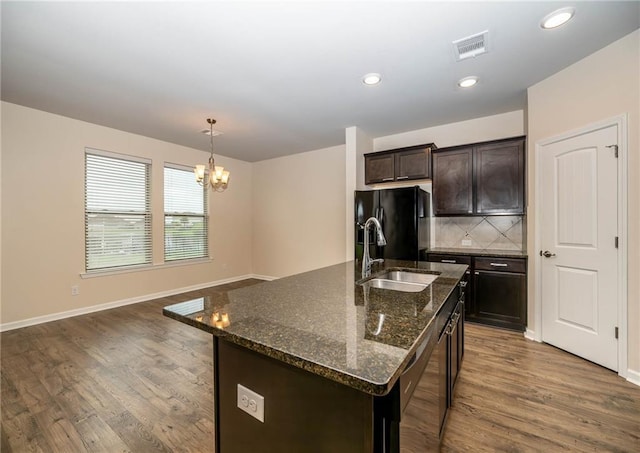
432, 148, 473, 215
473, 270, 526, 331
365, 153, 395, 184
395, 147, 431, 181
474, 139, 525, 214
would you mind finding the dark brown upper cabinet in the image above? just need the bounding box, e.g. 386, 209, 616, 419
431, 147, 473, 215
364, 143, 436, 185
474, 140, 525, 214
364, 152, 395, 184
432, 136, 525, 216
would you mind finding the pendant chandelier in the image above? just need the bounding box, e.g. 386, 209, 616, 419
194, 118, 230, 192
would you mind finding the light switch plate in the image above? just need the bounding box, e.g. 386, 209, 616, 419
237, 384, 265, 422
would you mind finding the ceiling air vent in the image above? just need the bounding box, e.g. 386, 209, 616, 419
453, 30, 489, 61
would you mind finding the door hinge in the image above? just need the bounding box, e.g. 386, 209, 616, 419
615, 237, 619, 248
615, 326, 619, 339
606, 144, 619, 158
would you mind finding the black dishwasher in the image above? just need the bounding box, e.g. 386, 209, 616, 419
398, 280, 464, 449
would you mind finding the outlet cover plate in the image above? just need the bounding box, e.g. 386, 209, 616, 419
237, 384, 264, 422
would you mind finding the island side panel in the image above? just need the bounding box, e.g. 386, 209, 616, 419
213, 336, 221, 453
217, 339, 374, 453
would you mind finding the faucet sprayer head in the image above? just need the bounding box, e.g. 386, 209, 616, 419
376, 229, 387, 246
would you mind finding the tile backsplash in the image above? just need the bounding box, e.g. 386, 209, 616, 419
433, 216, 525, 251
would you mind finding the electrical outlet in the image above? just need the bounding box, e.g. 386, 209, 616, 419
71, 285, 80, 296
461, 239, 472, 247
237, 384, 264, 422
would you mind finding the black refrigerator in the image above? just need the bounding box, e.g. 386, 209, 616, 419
355, 186, 430, 263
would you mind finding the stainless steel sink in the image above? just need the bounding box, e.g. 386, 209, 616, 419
377, 271, 438, 286
361, 271, 438, 293
364, 279, 428, 293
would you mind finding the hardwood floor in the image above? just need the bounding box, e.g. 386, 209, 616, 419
2, 279, 638, 452
440, 324, 639, 452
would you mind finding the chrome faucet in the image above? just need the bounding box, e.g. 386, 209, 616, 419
362, 217, 387, 278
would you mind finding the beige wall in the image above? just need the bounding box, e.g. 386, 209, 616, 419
252, 145, 347, 278
1, 102, 253, 326
0, 102, 3, 324
527, 30, 640, 376
374, 110, 525, 152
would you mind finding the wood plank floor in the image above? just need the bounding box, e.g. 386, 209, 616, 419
2, 279, 638, 452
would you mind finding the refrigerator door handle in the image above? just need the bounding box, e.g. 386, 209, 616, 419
378, 207, 384, 221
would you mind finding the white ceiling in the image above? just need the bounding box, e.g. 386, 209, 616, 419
2, 1, 639, 162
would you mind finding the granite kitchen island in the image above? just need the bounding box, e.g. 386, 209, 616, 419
164, 259, 467, 452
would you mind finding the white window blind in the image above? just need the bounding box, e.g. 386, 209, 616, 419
85, 150, 152, 272
164, 165, 208, 262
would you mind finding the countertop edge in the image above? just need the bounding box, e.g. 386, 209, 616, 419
163, 307, 396, 395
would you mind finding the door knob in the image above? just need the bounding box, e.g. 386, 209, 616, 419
540, 250, 556, 258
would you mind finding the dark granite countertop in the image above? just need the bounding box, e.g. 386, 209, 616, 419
163, 260, 467, 396
428, 247, 528, 258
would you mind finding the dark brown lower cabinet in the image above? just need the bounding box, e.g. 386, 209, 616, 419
474, 269, 526, 331
426, 253, 527, 331
425, 253, 473, 318
447, 301, 463, 405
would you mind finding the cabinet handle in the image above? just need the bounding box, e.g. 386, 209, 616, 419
446, 320, 454, 335
490, 263, 508, 267
474, 271, 480, 275
382, 177, 394, 181
441, 259, 456, 263
396, 176, 409, 180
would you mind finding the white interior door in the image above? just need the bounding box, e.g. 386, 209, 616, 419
540, 124, 618, 371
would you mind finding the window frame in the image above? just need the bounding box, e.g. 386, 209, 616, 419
84, 148, 152, 273
163, 163, 209, 263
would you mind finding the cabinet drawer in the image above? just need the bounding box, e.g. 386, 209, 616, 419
474, 257, 526, 273
427, 254, 472, 266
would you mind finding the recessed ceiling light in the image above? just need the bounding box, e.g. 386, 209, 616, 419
458, 76, 478, 88
541, 7, 575, 29
362, 73, 382, 85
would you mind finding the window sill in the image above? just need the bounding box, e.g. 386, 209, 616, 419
80, 257, 213, 279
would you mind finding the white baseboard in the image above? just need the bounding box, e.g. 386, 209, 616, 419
250, 274, 278, 281
626, 368, 640, 387
0, 274, 270, 332
524, 328, 540, 342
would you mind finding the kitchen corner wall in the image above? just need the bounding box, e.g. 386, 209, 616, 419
527, 30, 640, 377
0, 102, 253, 327
251, 145, 347, 278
